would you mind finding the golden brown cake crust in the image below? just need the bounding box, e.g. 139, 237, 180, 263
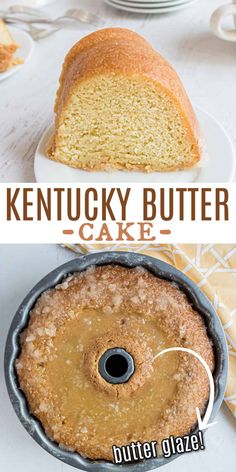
49, 28, 201, 168
16, 265, 214, 461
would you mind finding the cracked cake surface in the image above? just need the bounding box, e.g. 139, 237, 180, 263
16, 265, 214, 461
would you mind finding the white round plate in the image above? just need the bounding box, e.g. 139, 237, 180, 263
105, 0, 195, 13
111, 0, 192, 7
0, 27, 34, 81
34, 106, 235, 183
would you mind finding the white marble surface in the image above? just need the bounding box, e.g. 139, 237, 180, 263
0, 244, 236, 472
0, 0, 236, 181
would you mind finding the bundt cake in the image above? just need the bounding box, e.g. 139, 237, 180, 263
16, 265, 214, 462
0, 20, 20, 72
48, 28, 201, 172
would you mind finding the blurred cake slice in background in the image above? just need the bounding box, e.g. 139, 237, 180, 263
0, 19, 22, 72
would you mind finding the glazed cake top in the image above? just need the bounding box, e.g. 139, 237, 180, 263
16, 265, 214, 461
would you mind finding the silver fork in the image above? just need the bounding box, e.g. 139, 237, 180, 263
28, 8, 106, 28
26, 8, 105, 40
2, 8, 105, 28
1, 8, 105, 41
27, 7, 105, 41
65, 9, 105, 27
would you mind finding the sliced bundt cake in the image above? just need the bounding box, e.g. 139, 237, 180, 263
48, 28, 201, 172
0, 19, 20, 72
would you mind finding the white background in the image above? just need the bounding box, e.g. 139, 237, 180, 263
0, 0, 236, 181
0, 244, 236, 472
1, 184, 236, 243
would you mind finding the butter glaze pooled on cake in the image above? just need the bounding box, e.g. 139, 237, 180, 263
16, 266, 214, 462
48, 28, 201, 172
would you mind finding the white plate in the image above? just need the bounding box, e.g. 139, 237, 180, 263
0, 27, 34, 81
34, 106, 235, 183
111, 0, 192, 7
105, 0, 195, 13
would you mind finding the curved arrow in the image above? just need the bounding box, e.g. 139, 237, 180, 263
153, 347, 217, 430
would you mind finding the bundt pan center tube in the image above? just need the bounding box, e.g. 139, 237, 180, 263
99, 348, 135, 385
4, 252, 228, 472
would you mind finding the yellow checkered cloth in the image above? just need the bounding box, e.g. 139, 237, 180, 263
65, 244, 236, 420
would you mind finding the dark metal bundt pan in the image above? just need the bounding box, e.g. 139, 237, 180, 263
4, 251, 228, 472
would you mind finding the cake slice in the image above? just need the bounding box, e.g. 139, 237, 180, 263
48, 28, 201, 172
0, 19, 20, 72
